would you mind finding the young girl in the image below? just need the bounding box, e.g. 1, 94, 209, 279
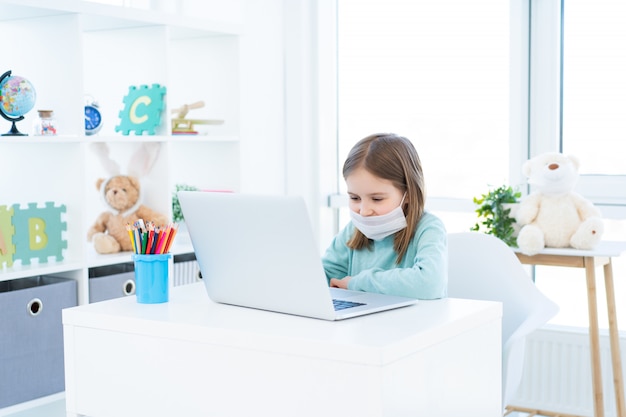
322, 133, 447, 299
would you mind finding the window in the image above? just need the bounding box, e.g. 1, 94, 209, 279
337, 0, 511, 211
530, 0, 626, 329
562, 0, 626, 176
331, 0, 626, 330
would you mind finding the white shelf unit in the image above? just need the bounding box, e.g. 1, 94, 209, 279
0, 2, 241, 321
0, 1, 245, 413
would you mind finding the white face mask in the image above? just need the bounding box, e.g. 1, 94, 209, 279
349, 194, 407, 241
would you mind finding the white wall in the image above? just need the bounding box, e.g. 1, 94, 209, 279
239, 0, 287, 195
238, 0, 333, 243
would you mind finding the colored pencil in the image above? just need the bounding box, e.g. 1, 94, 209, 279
163, 223, 179, 253
155, 224, 170, 254
128, 219, 179, 254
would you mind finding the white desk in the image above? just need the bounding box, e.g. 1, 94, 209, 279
514, 241, 626, 417
63, 283, 502, 417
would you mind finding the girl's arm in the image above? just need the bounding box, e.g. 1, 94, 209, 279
321, 224, 354, 284
348, 215, 448, 299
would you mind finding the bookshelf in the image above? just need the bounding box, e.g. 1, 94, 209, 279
0, 0, 243, 412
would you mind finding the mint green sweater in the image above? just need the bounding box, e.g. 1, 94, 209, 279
322, 212, 447, 300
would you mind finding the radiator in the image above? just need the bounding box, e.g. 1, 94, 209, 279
171, 253, 201, 287
511, 325, 626, 417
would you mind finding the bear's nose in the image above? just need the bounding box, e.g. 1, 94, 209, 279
548, 163, 559, 170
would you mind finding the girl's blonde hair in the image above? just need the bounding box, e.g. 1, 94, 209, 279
343, 133, 425, 263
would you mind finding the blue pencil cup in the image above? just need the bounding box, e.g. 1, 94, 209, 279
132, 254, 171, 304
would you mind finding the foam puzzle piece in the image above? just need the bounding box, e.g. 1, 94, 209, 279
115, 84, 167, 135
0, 205, 16, 268
11, 202, 67, 265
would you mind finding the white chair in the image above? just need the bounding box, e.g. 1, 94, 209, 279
447, 232, 559, 413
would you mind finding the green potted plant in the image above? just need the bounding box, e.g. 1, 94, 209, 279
471, 184, 521, 247
172, 183, 199, 223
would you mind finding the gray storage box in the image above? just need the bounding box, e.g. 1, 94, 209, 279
0, 275, 77, 408
172, 252, 201, 286
89, 263, 136, 303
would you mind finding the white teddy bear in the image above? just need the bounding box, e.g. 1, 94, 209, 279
515, 152, 604, 256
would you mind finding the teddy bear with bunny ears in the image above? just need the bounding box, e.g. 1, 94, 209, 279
515, 152, 604, 256
87, 142, 169, 254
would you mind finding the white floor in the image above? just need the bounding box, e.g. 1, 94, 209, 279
1, 398, 536, 417
1, 397, 65, 417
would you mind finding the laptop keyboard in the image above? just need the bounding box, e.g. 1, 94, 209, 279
333, 299, 366, 311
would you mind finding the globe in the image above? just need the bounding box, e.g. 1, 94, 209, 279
0, 75, 36, 118
0, 70, 37, 136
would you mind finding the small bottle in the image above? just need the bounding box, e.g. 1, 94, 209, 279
34, 110, 57, 136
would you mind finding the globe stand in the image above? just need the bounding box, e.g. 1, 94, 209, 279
2, 117, 26, 136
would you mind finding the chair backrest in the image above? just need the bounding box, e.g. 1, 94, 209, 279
447, 232, 559, 407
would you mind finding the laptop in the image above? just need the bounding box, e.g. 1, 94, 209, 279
177, 191, 418, 320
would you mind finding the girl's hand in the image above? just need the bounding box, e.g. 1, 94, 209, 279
330, 276, 351, 289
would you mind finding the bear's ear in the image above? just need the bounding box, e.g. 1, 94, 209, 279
567, 154, 580, 171
95, 178, 105, 191
127, 176, 141, 190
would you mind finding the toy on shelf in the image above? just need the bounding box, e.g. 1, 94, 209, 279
116, 84, 167, 136
34, 110, 57, 136
171, 100, 223, 135
0, 70, 36, 136
1, 202, 67, 268
87, 142, 169, 254
515, 152, 604, 255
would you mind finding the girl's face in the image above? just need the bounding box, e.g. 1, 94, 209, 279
346, 167, 404, 217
